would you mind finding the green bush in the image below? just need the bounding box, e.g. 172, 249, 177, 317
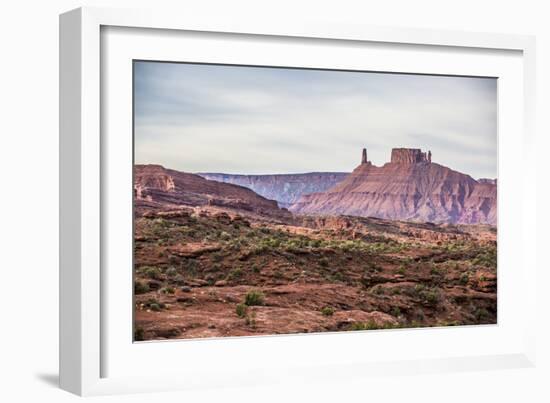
161, 286, 175, 295
244, 290, 265, 306
144, 266, 162, 280
321, 306, 335, 316
145, 298, 165, 311
422, 289, 441, 306
236, 303, 247, 318
134, 280, 149, 295
227, 267, 244, 281
165, 267, 178, 278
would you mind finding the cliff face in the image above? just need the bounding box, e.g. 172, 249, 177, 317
290, 149, 496, 225
198, 172, 349, 208
134, 165, 289, 218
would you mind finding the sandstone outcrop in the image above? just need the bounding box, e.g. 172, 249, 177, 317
134, 164, 289, 218
290, 148, 496, 225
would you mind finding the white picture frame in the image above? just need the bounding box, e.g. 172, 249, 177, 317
59, 6, 537, 396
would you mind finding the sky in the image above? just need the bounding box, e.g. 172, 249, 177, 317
134, 61, 497, 179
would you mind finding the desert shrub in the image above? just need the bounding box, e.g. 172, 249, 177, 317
182, 259, 198, 277
411, 284, 442, 306
397, 265, 406, 275
161, 286, 175, 295
251, 265, 261, 273
145, 298, 165, 311
227, 267, 244, 281
236, 303, 247, 318
331, 271, 345, 282
244, 290, 265, 306
472, 248, 497, 268
423, 289, 441, 305
144, 266, 162, 280
165, 267, 178, 278
321, 306, 335, 316
134, 280, 149, 295
319, 257, 329, 268
309, 239, 322, 248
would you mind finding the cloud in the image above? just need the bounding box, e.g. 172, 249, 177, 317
134, 62, 497, 179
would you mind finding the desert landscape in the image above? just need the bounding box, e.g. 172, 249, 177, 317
133, 148, 497, 341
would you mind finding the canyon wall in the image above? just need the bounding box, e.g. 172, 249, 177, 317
198, 172, 349, 208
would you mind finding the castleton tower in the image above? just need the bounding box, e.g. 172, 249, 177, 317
361, 148, 368, 164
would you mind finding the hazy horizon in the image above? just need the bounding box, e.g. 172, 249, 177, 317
134, 61, 497, 179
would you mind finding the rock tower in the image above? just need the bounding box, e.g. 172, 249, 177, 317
361, 148, 368, 164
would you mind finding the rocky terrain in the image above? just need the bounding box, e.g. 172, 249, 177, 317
134, 207, 496, 341
133, 151, 497, 341
290, 148, 497, 225
134, 164, 291, 220
198, 172, 349, 208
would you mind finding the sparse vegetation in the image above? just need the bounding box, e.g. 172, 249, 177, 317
134, 208, 496, 341
227, 267, 244, 281
161, 286, 175, 295
321, 306, 335, 316
134, 280, 149, 295
244, 290, 265, 306
236, 303, 247, 318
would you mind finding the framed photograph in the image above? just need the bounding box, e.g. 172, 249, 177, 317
60, 7, 537, 396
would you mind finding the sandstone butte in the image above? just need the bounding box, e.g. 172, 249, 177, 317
134, 164, 290, 219
289, 148, 497, 225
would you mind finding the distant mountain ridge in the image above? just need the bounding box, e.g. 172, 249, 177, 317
135, 147, 497, 225
289, 148, 497, 225
197, 172, 349, 208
